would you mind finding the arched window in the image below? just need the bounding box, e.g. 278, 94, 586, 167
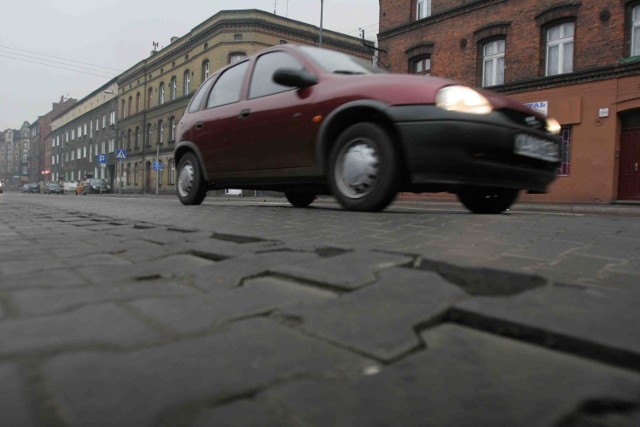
183, 70, 191, 96
169, 116, 176, 142
126, 163, 131, 185
481, 39, 505, 86
202, 60, 210, 82
410, 55, 431, 75
546, 21, 574, 76
228, 52, 247, 64
146, 123, 152, 147
147, 87, 153, 109
127, 96, 132, 116
158, 120, 164, 145
631, 4, 640, 56
170, 77, 177, 100
159, 82, 165, 105
135, 92, 141, 113
127, 129, 132, 150
134, 126, 140, 149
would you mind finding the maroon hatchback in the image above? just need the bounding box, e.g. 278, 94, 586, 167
175, 45, 561, 213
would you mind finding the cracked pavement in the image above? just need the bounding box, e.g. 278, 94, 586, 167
1, 192, 640, 426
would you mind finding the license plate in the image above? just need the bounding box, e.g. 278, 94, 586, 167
514, 134, 560, 162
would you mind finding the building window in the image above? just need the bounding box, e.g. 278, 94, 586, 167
546, 22, 574, 76
183, 70, 191, 95
482, 39, 505, 87
147, 88, 153, 109
557, 126, 572, 176
134, 163, 139, 185
158, 120, 164, 145
234, 33, 243, 41
416, 0, 431, 19
229, 52, 247, 64
126, 163, 131, 185
146, 124, 152, 147
632, 5, 640, 56
136, 92, 141, 113
169, 117, 176, 142
202, 60, 210, 82
170, 77, 177, 100
127, 129, 132, 150
168, 158, 175, 184
135, 126, 140, 149
121, 100, 125, 119
159, 83, 165, 105
410, 56, 430, 75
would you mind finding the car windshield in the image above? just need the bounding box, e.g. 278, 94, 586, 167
298, 46, 385, 75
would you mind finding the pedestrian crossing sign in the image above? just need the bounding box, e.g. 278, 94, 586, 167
116, 149, 127, 160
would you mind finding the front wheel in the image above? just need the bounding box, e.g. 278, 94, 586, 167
177, 152, 206, 205
285, 192, 316, 208
328, 123, 400, 212
457, 187, 519, 214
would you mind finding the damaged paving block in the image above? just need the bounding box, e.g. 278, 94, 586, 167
272, 250, 414, 290
451, 284, 640, 370
44, 318, 373, 427
281, 267, 467, 361
130, 276, 336, 334
192, 251, 319, 292
263, 324, 640, 427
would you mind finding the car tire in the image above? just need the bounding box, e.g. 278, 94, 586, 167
177, 152, 206, 205
457, 187, 519, 214
328, 122, 400, 212
285, 192, 316, 208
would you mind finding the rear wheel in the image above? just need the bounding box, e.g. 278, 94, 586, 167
285, 192, 316, 208
177, 152, 206, 205
457, 187, 519, 214
328, 123, 400, 212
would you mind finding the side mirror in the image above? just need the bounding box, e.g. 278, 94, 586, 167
273, 68, 318, 88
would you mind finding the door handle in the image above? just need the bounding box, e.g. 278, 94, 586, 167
195, 121, 203, 129
239, 109, 251, 119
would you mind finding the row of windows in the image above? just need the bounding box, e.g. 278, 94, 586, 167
121, 52, 248, 118
122, 160, 176, 186
53, 113, 115, 147
123, 117, 177, 151
411, 5, 640, 87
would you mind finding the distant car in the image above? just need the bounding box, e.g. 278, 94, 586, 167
44, 182, 64, 195
81, 178, 111, 195
174, 45, 561, 213
0, 180, 3, 194
22, 183, 39, 193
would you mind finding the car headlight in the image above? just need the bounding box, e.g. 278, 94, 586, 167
436, 85, 492, 114
546, 117, 561, 135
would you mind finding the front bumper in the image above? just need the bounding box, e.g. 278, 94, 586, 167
390, 106, 560, 193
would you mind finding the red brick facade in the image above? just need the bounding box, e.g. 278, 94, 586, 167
379, 0, 640, 203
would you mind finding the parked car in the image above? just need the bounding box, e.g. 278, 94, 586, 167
80, 178, 111, 195
174, 45, 561, 213
44, 182, 64, 194
21, 183, 39, 193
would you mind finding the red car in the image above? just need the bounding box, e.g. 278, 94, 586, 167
175, 45, 561, 213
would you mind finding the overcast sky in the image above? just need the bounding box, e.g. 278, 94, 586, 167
0, 0, 379, 130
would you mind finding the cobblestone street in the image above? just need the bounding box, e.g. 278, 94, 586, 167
1, 192, 639, 426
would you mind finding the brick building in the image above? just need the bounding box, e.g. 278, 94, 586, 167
0, 123, 30, 189
378, 0, 640, 203
116, 9, 371, 194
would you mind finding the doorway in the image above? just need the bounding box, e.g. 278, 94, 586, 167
618, 112, 640, 201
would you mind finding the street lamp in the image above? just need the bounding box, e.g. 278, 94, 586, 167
319, 0, 324, 47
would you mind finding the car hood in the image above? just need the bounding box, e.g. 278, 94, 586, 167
318, 73, 546, 119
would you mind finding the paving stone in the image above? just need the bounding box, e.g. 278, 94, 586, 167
271, 250, 414, 290
78, 254, 215, 284
10, 280, 195, 316
0, 364, 41, 427
45, 318, 373, 427
0, 267, 92, 290
281, 268, 467, 361
192, 251, 319, 292
452, 284, 640, 369
0, 303, 160, 356
131, 276, 336, 334
263, 325, 640, 427
175, 237, 283, 260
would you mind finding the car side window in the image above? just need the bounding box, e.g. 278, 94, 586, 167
249, 51, 304, 99
188, 76, 216, 113
206, 61, 249, 108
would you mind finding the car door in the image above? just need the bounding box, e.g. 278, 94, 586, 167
190, 60, 250, 174
230, 50, 316, 172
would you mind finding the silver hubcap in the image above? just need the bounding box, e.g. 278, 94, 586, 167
177, 162, 194, 198
335, 140, 379, 199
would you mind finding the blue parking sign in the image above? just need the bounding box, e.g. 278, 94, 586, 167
97, 154, 107, 164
